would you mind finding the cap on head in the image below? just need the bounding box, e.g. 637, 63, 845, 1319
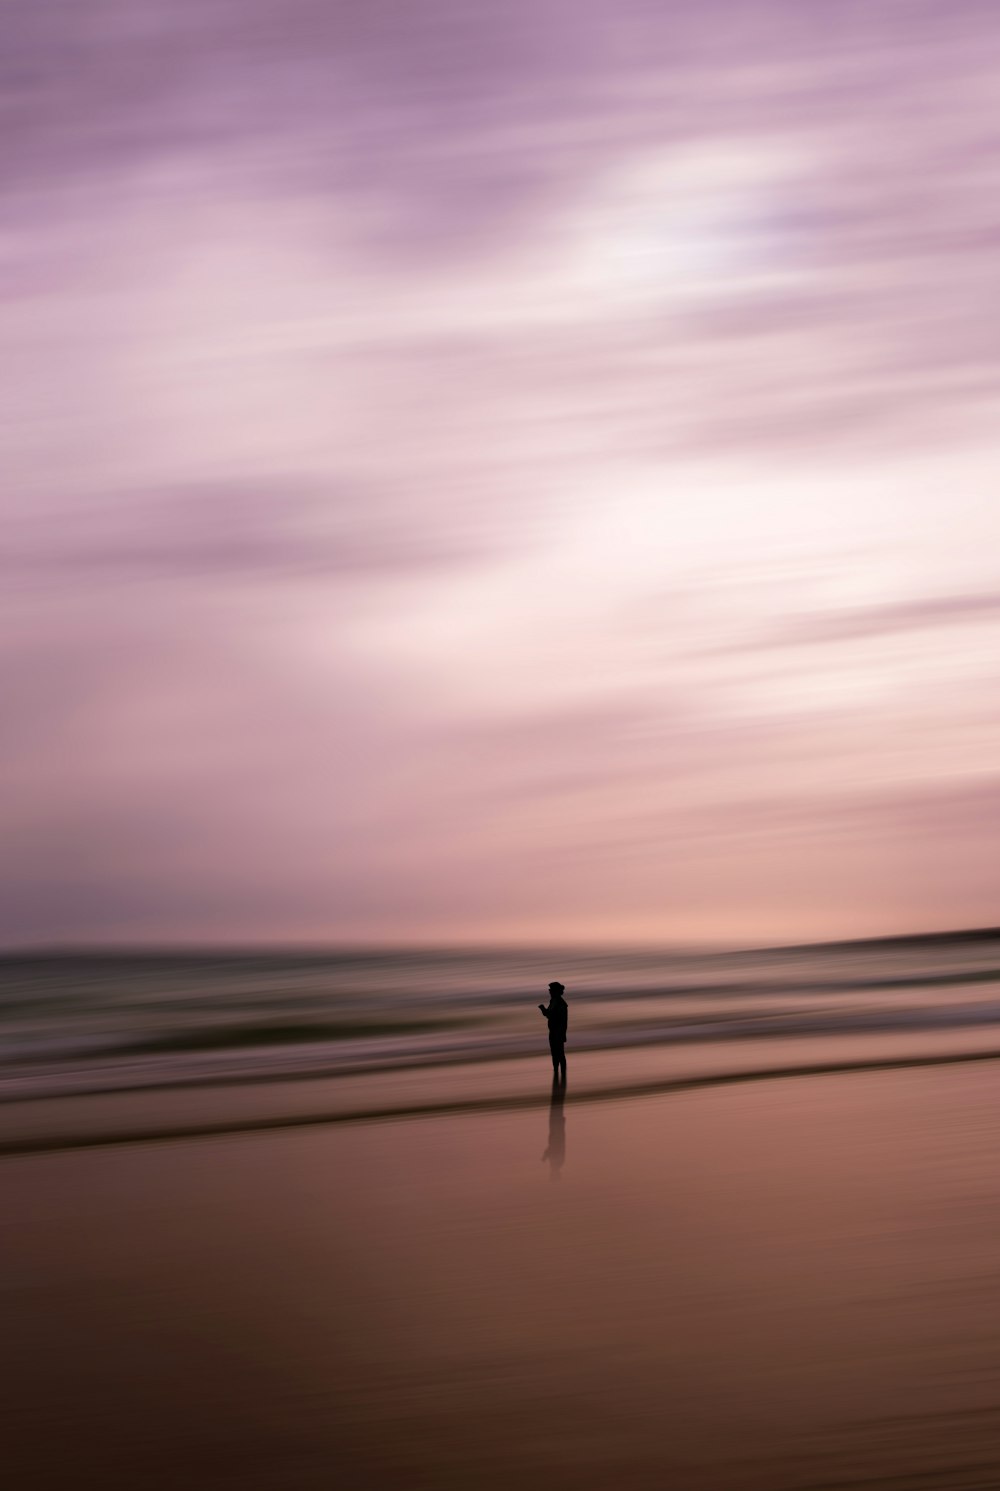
548, 981, 565, 994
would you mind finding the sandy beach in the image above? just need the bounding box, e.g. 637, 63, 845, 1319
6, 1060, 1000, 1490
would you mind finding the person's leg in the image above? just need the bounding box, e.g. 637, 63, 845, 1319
549, 1035, 560, 1075
558, 1045, 567, 1082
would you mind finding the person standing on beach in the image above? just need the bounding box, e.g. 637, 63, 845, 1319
538, 981, 568, 1082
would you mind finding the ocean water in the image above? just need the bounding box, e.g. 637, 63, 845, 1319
2, 931, 999, 1104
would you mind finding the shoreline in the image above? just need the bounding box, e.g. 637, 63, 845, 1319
7, 1039, 1000, 1158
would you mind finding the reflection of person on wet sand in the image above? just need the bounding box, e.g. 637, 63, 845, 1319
538, 981, 568, 1081
543, 1081, 566, 1181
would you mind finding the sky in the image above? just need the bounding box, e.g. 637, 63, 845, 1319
3, 0, 999, 947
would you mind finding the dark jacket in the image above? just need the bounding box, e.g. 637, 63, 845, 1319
541, 997, 568, 1042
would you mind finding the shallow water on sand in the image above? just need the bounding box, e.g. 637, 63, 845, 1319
6, 1062, 1000, 1489
4, 932, 999, 1111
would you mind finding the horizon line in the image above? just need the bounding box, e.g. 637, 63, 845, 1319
1, 923, 997, 961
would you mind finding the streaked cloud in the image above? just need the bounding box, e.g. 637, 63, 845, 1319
723, 591, 1000, 652
2, 482, 507, 583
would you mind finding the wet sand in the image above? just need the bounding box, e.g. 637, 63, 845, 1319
9, 1026, 1000, 1155
6, 1062, 1000, 1489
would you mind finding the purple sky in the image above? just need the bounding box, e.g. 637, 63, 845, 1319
3, 0, 999, 946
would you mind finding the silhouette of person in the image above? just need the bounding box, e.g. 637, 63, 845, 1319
542, 1079, 566, 1181
538, 981, 568, 1082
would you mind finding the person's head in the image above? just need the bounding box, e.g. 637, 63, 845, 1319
548, 981, 565, 998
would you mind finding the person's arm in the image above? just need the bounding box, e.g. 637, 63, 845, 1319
538, 1003, 549, 1019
